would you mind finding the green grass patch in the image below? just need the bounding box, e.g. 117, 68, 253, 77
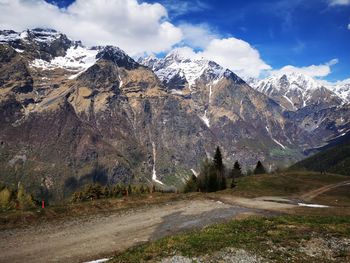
225, 171, 349, 198
111, 215, 350, 262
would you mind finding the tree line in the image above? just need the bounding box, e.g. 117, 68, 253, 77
71, 183, 159, 202
185, 146, 266, 193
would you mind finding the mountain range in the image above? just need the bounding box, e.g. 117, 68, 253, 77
0, 28, 349, 200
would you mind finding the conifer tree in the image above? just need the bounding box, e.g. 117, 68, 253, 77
231, 161, 242, 178
254, 161, 266, 174
213, 146, 224, 172
213, 146, 226, 190
230, 161, 242, 188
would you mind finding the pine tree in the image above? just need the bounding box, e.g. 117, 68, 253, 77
254, 161, 266, 174
230, 161, 242, 188
213, 146, 224, 172
231, 161, 242, 178
213, 146, 226, 190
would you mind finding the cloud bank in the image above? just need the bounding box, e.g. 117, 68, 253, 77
328, 0, 350, 6
0, 0, 182, 55
272, 59, 339, 78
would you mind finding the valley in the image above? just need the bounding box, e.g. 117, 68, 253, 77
0, 6, 350, 262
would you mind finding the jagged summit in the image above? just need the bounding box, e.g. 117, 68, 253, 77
0, 29, 140, 79
0, 28, 64, 44
328, 79, 350, 103
96, 45, 139, 70
252, 71, 343, 111
139, 49, 242, 91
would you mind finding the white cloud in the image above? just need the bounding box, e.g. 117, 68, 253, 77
179, 23, 218, 49
0, 0, 183, 55
348, 24, 350, 30
201, 38, 271, 78
328, 0, 350, 6
272, 59, 339, 78
160, 0, 210, 17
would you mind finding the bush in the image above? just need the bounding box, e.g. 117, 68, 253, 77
184, 174, 198, 193
71, 183, 152, 202
0, 187, 13, 209
17, 184, 36, 209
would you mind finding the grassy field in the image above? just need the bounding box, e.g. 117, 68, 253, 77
223, 171, 349, 198
111, 215, 350, 262
110, 171, 350, 262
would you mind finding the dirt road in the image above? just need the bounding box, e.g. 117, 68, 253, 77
1, 181, 347, 263
301, 180, 350, 201
0, 199, 265, 263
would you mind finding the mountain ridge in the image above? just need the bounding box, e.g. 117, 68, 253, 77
0, 28, 349, 200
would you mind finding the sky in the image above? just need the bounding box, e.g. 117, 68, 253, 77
0, 0, 349, 82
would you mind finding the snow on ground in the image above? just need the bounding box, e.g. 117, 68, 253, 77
190, 169, 198, 177
83, 258, 110, 263
200, 110, 210, 128
170, 89, 183, 95
152, 142, 164, 185
272, 138, 286, 149
30, 46, 98, 78
266, 126, 286, 149
298, 203, 329, 208
141, 49, 226, 90
118, 74, 123, 88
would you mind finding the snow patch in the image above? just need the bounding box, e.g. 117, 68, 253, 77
152, 142, 164, 185
118, 74, 123, 88
200, 110, 210, 128
266, 125, 286, 149
170, 89, 183, 95
190, 169, 198, 177
83, 258, 110, 263
30, 46, 98, 77
272, 138, 286, 149
298, 203, 329, 208
283, 95, 296, 110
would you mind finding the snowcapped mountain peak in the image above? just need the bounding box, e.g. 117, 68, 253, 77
327, 79, 350, 103
0, 28, 68, 44
26, 28, 64, 43
96, 45, 139, 69
252, 71, 343, 111
139, 50, 233, 89
266, 71, 321, 92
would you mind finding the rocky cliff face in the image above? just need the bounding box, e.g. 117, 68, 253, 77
1, 29, 349, 200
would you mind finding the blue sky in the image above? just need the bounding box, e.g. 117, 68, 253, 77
146, 0, 350, 81
2, 0, 349, 81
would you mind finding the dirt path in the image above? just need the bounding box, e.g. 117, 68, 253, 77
301, 180, 350, 201
0, 199, 264, 263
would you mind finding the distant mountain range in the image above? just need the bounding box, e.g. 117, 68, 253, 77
250, 72, 343, 111
0, 28, 349, 199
